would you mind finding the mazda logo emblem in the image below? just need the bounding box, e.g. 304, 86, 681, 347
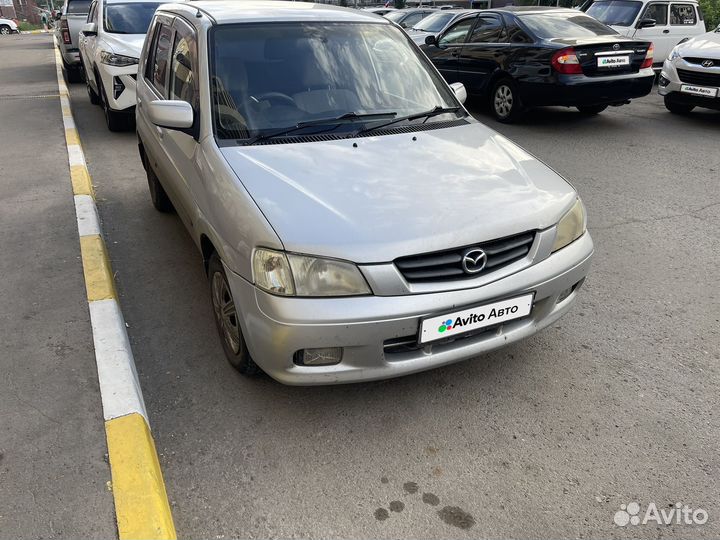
702, 59, 715, 68
461, 248, 487, 274
613, 43, 620, 50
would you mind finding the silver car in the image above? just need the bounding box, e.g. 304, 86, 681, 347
136, 0, 593, 385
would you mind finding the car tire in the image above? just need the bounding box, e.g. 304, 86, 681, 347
145, 162, 174, 213
86, 77, 101, 105
664, 96, 694, 114
490, 77, 523, 123
98, 76, 127, 132
207, 252, 260, 376
576, 105, 608, 115
0, 25, 11, 35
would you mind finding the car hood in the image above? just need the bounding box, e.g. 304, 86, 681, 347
102, 33, 146, 57
220, 122, 577, 263
675, 30, 720, 58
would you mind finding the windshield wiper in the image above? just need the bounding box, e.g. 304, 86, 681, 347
355, 105, 463, 135
246, 112, 397, 145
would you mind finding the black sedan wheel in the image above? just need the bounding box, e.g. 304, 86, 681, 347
490, 78, 523, 123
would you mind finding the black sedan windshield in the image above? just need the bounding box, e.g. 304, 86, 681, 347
104, 2, 161, 34
519, 12, 618, 38
211, 22, 459, 141
412, 12, 455, 32
586, 0, 642, 26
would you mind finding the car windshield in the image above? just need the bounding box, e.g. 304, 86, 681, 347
67, 0, 91, 14
104, 2, 162, 34
412, 12, 455, 31
586, 0, 642, 27
210, 22, 460, 142
384, 11, 408, 22
519, 12, 618, 38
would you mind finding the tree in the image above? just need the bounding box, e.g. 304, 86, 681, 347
700, 0, 719, 29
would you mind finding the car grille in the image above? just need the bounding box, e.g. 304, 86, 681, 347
683, 57, 719, 67
677, 68, 720, 87
394, 231, 535, 283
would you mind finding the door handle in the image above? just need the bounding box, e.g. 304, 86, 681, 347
663, 29, 670, 33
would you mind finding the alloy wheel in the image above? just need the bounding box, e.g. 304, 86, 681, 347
0, 27, 10, 35
494, 84, 513, 119
211, 271, 241, 355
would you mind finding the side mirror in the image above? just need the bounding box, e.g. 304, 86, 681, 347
425, 34, 437, 46
636, 17, 656, 29
449, 82, 467, 104
147, 100, 194, 131
81, 22, 97, 35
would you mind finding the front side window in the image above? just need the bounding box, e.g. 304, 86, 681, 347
104, 1, 162, 34
170, 23, 197, 107
642, 3, 668, 24
438, 17, 476, 46
468, 15, 504, 43
210, 22, 460, 142
519, 13, 617, 38
400, 12, 426, 28
586, 0, 643, 26
86, 1, 96, 23
150, 22, 173, 95
670, 4, 696, 24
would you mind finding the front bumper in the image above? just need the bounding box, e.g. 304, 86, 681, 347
98, 63, 138, 112
522, 69, 655, 107
658, 59, 720, 111
226, 232, 594, 385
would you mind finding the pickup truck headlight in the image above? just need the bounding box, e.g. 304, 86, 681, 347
552, 198, 586, 253
100, 51, 138, 66
253, 249, 371, 297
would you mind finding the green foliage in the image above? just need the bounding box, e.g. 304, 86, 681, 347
18, 22, 43, 31
394, 0, 406, 8
699, 0, 720, 30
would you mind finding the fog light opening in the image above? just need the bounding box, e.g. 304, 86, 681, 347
113, 76, 125, 100
294, 347, 343, 366
556, 278, 585, 305
658, 75, 670, 87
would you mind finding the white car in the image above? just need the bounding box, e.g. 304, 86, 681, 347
79, 0, 165, 130
584, 0, 706, 65
659, 26, 720, 113
0, 18, 19, 35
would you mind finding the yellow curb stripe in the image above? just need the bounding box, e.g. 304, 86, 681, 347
80, 235, 117, 302
106, 413, 177, 540
71, 164, 95, 197
66, 128, 81, 146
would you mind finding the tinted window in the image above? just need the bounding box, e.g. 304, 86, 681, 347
670, 4, 696, 24
210, 22, 459, 140
384, 11, 406, 22
643, 3, 668, 24
506, 24, 533, 43
170, 23, 197, 107
86, 1, 96, 22
151, 23, 173, 94
412, 12, 455, 31
586, 0, 642, 26
468, 15, 503, 43
519, 13, 617, 38
104, 2, 162, 34
67, 0, 91, 14
438, 18, 475, 45
401, 12, 426, 28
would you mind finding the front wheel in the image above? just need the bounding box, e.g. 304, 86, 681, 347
490, 78, 523, 123
664, 95, 694, 114
145, 163, 174, 213
0, 25, 11, 35
98, 77, 128, 131
576, 104, 608, 115
208, 253, 260, 376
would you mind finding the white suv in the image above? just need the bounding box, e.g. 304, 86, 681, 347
585, 0, 706, 65
79, 0, 164, 130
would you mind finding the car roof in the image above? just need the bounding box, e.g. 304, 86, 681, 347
492, 6, 578, 14
164, 0, 387, 24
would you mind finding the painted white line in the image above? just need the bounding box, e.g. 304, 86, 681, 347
74, 194, 102, 237
68, 145, 86, 166
63, 115, 76, 130
89, 299, 148, 423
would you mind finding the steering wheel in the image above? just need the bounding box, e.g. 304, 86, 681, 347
253, 92, 296, 107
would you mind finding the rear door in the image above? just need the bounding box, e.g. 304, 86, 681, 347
456, 13, 510, 93
424, 15, 478, 83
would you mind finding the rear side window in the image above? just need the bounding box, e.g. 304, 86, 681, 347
67, 0, 91, 14
506, 24, 533, 43
169, 22, 197, 107
670, 4, 697, 24
468, 15, 504, 43
438, 17, 476, 46
643, 3, 668, 25
147, 22, 173, 96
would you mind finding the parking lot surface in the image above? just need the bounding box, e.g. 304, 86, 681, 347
4, 33, 720, 539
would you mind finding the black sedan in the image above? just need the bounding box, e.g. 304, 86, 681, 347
421, 7, 656, 122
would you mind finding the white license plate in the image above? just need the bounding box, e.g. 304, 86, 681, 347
680, 84, 718, 98
419, 293, 534, 344
597, 56, 630, 68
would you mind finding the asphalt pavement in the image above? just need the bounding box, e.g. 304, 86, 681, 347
0, 34, 116, 539
4, 32, 719, 539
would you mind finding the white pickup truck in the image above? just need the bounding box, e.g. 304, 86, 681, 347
55, 0, 91, 82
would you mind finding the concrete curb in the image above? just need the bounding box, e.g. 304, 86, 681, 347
53, 42, 177, 540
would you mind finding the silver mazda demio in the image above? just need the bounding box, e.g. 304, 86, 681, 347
136, 0, 593, 385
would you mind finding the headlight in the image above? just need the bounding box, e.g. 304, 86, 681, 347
252, 249, 371, 297
100, 51, 138, 66
552, 198, 586, 253
668, 47, 681, 61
